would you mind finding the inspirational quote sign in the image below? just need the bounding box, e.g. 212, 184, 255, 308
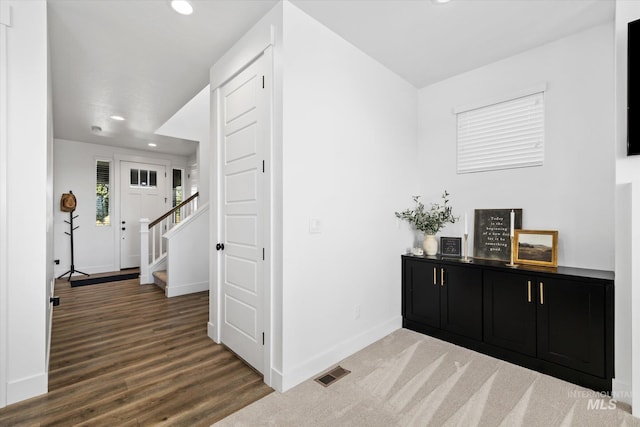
473, 209, 523, 261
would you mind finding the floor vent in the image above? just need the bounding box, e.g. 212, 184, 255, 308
314, 366, 350, 387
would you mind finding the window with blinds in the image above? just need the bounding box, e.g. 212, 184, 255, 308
456, 91, 545, 174
96, 160, 110, 226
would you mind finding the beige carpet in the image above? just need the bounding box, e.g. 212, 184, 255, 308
215, 329, 640, 426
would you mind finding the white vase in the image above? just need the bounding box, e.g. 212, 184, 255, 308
423, 234, 438, 256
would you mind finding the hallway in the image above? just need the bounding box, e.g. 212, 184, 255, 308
0, 276, 272, 426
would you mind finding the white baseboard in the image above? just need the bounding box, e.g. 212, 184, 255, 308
207, 321, 220, 344
612, 378, 633, 406
7, 372, 47, 405
165, 280, 208, 298
270, 368, 284, 392
280, 315, 402, 392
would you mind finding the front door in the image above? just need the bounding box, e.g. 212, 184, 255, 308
120, 161, 167, 269
219, 54, 266, 373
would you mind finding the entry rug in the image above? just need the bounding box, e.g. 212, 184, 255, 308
70, 272, 139, 287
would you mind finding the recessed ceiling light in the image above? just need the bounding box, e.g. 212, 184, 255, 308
148, 143, 157, 147
171, 0, 193, 15
110, 115, 125, 121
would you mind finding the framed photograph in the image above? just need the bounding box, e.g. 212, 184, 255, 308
514, 230, 558, 267
440, 237, 462, 257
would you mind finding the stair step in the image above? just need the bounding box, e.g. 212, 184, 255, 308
152, 270, 167, 289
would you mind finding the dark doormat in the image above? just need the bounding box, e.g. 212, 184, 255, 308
70, 273, 139, 287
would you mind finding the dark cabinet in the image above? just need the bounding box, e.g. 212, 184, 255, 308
483, 270, 536, 356
403, 259, 440, 328
441, 264, 482, 340
403, 259, 482, 341
402, 255, 614, 392
484, 271, 608, 378
537, 277, 606, 377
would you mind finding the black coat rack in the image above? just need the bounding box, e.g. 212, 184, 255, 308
57, 195, 89, 281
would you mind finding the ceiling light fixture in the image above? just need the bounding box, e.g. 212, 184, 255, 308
171, 0, 193, 15
148, 143, 157, 147
110, 115, 125, 121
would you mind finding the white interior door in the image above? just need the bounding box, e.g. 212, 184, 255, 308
120, 161, 167, 269
219, 55, 265, 373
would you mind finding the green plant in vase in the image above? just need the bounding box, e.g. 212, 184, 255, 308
395, 191, 457, 255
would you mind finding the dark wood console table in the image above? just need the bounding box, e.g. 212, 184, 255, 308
401, 254, 614, 392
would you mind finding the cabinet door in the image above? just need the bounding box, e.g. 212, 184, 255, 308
440, 264, 482, 340
404, 260, 440, 328
537, 277, 606, 377
483, 270, 536, 356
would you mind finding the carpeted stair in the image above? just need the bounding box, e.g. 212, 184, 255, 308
152, 270, 167, 290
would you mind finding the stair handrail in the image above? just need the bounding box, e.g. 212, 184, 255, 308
140, 191, 199, 284
149, 191, 199, 228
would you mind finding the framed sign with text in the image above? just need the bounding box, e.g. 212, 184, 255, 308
473, 209, 523, 261
440, 237, 462, 257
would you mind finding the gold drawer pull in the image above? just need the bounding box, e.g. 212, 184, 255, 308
441, 268, 445, 286
527, 281, 532, 303
433, 267, 437, 285
540, 282, 544, 305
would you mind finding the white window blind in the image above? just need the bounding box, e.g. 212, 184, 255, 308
457, 91, 544, 174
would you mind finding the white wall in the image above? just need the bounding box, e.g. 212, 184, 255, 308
155, 85, 209, 203
614, 0, 640, 411
53, 139, 188, 275
0, 0, 50, 406
165, 205, 209, 297
0, 3, 8, 407
417, 23, 615, 271
45, 8, 55, 374
279, 2, 418, 390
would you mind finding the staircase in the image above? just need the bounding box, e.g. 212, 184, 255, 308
152, 270, 167, 290
140, 192, 209, 297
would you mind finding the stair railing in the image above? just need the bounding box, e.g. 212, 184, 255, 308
140, 192, 199, 284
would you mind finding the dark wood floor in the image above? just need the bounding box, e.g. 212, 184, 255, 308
0, 276, 272, 426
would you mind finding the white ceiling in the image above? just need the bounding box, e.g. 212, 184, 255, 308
48, 0, 614, 157
48, 0, 278, 156
292, 0, 614, 89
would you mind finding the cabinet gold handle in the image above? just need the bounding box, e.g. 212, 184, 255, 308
540, 282, 544, 305
433, 267, 437, 285
441, 268, 445, 286
527, 281, 532, 303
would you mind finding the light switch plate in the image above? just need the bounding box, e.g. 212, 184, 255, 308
309, 218, 322, 233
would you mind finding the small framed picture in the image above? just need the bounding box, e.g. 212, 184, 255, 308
440, 237, 462, 257
514, 230, 558, 267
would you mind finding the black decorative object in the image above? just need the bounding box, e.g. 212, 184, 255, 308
440, 237, 462, 257
473, 209, 523, 261
57, 191, 90, 281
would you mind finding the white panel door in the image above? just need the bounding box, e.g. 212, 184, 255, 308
120, 161, 167, 269
220, 55, 265, 373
